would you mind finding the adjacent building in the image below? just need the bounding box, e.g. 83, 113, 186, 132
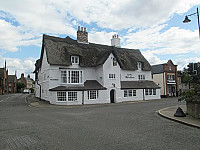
152, 60, 178, 97
34, 26, 161, 105
18, 73, 34, 90
8, 75, 17, 93
0, 67, 8, 95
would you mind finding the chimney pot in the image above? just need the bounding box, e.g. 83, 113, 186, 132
84, 27, 86, 32
81, 27, 83, 31
78, 26, 80, 31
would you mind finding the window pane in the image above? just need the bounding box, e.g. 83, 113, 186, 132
149, 89, 152, 95
153, 89, 156, 95
68, 92, 77, 101
124, 90, 127, 97
145, 89, 148, 95
57, 92, 66, 101
128, 90, 132, 97
133, 90, 136, 96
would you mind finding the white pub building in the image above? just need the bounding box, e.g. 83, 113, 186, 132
34, 26, 160, 105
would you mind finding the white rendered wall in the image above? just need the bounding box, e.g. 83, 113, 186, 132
120, 70, 152, 81
83, 90, 109, 104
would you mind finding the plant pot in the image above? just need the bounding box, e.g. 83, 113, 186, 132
186, 101, 200, 119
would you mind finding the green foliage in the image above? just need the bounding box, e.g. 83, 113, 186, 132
29, 88, 34, 93
16, 82, 26, 93
178, 84, 200, 103
181, 72, 193, 84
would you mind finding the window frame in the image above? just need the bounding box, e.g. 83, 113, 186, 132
71, 56, 79, 64
61, 70, 83, 84
109, 74, 116, 79
124, 89, 137, 97
57, 91, 78, 102
88, 90, 99, 100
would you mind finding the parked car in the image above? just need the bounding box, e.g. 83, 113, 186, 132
23, 89, 30, 94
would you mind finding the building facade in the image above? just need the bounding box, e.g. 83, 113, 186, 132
152, 60, 178, 97
0, 67, 8, 95
34, 26, 160, 105
18, 73, 34, 90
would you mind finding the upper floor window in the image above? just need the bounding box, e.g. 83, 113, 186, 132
137, 62, 142, 70
71, 56, 79, 64
169, 66, 172, 71
109, 74, 116, 79
138, 74, 145, 80
168, 75, 174, 80
61, 70, 83, 84
113, 57, 117, 66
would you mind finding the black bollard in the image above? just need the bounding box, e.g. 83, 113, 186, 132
174, 107, 186, 117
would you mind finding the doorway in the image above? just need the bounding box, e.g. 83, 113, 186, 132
110, 89, 115, 103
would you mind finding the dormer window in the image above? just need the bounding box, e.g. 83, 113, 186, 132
137, 62, 142, 70
71, 56, 79, 64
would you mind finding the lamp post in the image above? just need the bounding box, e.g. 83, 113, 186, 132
183, 7, 200, 39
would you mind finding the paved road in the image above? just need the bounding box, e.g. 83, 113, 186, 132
0, 94, 200, 150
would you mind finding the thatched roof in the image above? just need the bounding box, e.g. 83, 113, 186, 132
36, 34, 151, 71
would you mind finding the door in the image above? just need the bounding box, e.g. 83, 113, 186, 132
110, 89, 115, 103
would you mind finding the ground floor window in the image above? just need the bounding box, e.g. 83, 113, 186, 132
88, 90, 99, 100
57, 91, 77, 102
145, 89, 156, 96
57, 92, 67, 101
124, 89, 136, 97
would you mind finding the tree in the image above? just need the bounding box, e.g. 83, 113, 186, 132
181, 72, 193, 89
16, 82, 26, 93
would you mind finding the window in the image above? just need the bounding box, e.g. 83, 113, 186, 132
71, 56, 79, 64
145, 89, 148, 95
124, 90, 136, 97
68, 92, 77, 101
61, 70, 83, 84
88, 90, 99, 100
57, 92, 67, 101
145, 89, 156, 96
169, 66, 172, 71
138, 74, 145, 80
109, 74, 115, 79
113, 57, 117, 66
153, 89, 156, 95
137, 62, 142, 70
168, 75, 174, 80
57, 92, 78, 102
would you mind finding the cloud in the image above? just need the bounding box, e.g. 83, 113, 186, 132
0, 55, 36, 79
123, 25, 200, 55
175, 57, 200, 70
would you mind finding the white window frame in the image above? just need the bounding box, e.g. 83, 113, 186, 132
109, 74, 116, 79
57, 92, 67, 102
88, 90, 99, 100
153, 89, 156, 95
61, 70, 83, 84
138, 74, 145, 80
56, 91, 78, 102
71, 56, 79, 64
124, 89, 136, 97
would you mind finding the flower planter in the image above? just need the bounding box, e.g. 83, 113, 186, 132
186, 101, 200, 119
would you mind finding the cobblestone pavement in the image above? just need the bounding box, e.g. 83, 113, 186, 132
0, 94, 200, 150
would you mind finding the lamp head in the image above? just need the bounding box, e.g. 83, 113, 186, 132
183, 16, 191, 23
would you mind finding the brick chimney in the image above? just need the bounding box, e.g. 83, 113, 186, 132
111, 34, 120, 48
77, 26, 88, 43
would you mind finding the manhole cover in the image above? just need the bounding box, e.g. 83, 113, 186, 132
6, 135, 36, 149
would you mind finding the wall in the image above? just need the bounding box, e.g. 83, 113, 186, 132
152, 73, 165, 95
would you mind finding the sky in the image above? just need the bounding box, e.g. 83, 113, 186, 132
0, 0, 200, 79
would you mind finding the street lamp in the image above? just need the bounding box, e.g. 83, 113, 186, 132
183, 7, 200, 39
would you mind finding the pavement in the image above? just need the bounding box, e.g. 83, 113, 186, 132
27, 94, 200, 129
158, 105, 200, 129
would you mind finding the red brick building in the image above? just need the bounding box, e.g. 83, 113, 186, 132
152, 60, 178, 97
0, 67, 8, 95
8, 75, 17, 93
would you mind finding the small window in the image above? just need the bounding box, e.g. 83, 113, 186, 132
109, 74, 116, 79
128, 90, 132, 97
137, 62, 142, 70
169, 66, 172, 71
124, 90, 128, 97
113, 57, 117, 66
71, 56, 79, 64
149, 89, 152, 95
138, 74, 145, 80
133, 90, 136, 96
88, 90, 99, 100
57, 92, 67, 101
68, 92, 77, 101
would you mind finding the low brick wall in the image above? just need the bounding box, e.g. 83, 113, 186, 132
187, 102, 200, 119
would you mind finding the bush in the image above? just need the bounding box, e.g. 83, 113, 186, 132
178, 84, 200, 103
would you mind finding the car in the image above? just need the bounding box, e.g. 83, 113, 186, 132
23, 89, 30, 94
